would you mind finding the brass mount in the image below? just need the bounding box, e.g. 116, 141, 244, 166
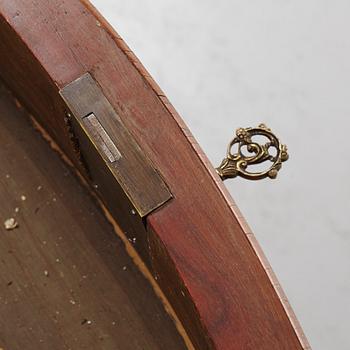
216, 124, 288, 181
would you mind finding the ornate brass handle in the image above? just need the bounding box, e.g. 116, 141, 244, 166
216, 124, 288, 181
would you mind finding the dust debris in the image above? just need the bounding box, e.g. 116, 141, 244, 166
14, 207, 19, 213
14, 98, 22, 108
122, 266, 127, 271
20, 195, 26, 201
81, 318, 92, 325
5, 174, 10, 179
44, 270, 49, 277
4, 218, 18, 230
37, 185, 42, 191
69, 300, 76, 305
52, 197, 57, 202
56, 258, 60, 263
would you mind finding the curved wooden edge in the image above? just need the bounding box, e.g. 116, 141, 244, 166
0, 1, 310, 349
84, 3, 310, 348
88, 3, 310, 345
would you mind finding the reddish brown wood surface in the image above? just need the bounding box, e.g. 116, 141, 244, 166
0, 1, 310, 349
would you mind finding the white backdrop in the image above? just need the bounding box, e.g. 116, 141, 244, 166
91, 1, 350, 349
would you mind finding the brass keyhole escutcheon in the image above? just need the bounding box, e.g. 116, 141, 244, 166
216, 124, 289, 181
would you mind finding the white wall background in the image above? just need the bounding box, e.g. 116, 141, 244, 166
91, 1, 350, 349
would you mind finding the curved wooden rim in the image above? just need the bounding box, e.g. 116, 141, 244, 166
0, 1, 310, 349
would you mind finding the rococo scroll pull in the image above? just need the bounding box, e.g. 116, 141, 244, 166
216, 124, 289, 181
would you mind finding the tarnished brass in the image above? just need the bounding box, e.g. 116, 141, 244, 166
60, 73, 172, 217
216, 124, 288, 181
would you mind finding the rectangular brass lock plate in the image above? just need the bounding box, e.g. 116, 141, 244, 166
60, 73, 172, 217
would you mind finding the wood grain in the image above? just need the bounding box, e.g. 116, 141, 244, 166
0, 1, 310, 349
0, 82, 187, 350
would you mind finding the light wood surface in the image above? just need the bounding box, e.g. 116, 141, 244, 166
0, 82, 187, 350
